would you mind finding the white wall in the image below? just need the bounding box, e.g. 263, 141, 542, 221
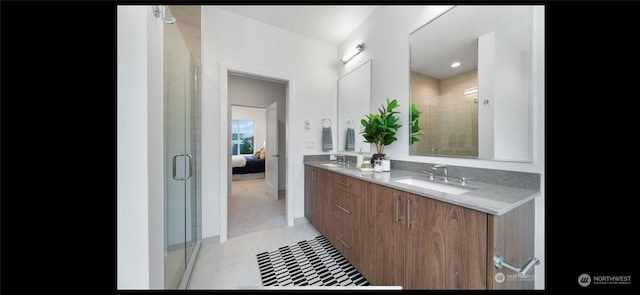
117, 5, 164, 289
338, 5, 545, 289
201, 6, 338, 238
232, 105, 266, 155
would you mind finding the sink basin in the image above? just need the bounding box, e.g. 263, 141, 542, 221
393, 177, 472, 195
321, 163, 343, 168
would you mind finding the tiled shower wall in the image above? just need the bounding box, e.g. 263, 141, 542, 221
410, 70, 478, 157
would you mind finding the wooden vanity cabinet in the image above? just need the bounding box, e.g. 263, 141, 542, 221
304, 165, 318, 228
332, 174, 367, 271
487, 199, 535, 290
363, 183, 487, 289
304, 165, 333, 237
304, 165, 368, 271
305, 165, 535, 290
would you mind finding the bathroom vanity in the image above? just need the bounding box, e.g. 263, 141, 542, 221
304, 161, 539, 290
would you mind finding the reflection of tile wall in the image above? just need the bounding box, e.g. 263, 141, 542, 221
439, 70, 478, 157
410, 71, 439, 155
411, 70, 478, 156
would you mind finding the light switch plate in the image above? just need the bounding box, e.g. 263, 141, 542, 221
305, 120, 311, 129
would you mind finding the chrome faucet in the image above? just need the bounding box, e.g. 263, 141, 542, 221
431, 164, 448, 182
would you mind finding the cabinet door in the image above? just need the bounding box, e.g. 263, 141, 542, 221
316, 169, 334, 242
405, 194, 487, 289
488, 199, 535, 290
304, 166, 317, 228
363, 184, 406, 287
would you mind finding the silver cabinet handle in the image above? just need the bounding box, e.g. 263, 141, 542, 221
335, 235, 351, 249
336, 181, 352, 188
406, 199, 415, 228
395, 196, 403, 223
335, 204, 351, 214
272, 154, 279, 157
172, 153, 192, 181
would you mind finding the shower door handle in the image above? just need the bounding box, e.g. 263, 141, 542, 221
173, 153, 193, 181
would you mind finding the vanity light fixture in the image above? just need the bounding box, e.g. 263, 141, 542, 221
341, 43, 364, 64
450, 61, 461, 68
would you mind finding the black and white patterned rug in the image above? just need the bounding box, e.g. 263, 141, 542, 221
256, 235, 370, 286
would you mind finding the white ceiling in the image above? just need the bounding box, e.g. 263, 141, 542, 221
216, 5, 378, 45
411, 6, 532, 79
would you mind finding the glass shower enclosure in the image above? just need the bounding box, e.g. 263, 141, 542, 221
163, 6, 201, 289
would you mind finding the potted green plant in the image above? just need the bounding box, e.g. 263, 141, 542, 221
410, 103, 423, 145
360, 98, 402, 163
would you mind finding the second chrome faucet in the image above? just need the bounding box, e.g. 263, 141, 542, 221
431, 164, 449, 182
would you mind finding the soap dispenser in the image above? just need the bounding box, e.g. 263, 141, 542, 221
356, 148, 364, 168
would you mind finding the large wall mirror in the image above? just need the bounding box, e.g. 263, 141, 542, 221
410, 6, 535, 162
338, 59, 372, 153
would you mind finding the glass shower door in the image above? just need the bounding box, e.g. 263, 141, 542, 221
163, 8, 200, 289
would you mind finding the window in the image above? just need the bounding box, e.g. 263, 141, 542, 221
231, 120, 255, 155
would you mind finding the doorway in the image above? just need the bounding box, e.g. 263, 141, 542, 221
227, 72, 288, 238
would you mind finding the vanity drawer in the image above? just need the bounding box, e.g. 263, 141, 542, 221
333, 174, 365, 197
334, 188, 364, 233
333, 221, 361, 267
334, 189, 354, 225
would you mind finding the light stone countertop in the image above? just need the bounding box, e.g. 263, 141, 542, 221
305, 161, 540, 216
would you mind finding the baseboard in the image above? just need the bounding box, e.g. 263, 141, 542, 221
202, 235, 220, 245
294, 217, 309, 226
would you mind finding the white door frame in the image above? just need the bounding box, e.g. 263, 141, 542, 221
219, 63, 293, 243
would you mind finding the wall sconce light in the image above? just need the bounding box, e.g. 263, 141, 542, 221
341, 43, 364, 64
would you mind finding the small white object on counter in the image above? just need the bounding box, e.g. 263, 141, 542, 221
373, 160, 383, 172
382, 158, 390, 172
